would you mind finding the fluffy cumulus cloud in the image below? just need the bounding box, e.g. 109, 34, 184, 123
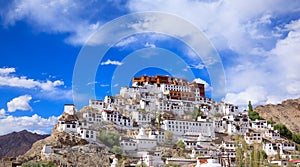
0, 67, 72, 100
100, 59, 123, 66
224, 86, 268, 106
224, 18, 300, 106
1, 0, 101, 45
271, 19, 300, 96
7, 95, 32, 112
0, 67, 16, 75
0, 67, 63, 90
126, 0, 300, 106
1, 0, 299, 107
0, 114, 57, 135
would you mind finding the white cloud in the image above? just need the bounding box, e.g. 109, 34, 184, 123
86, 81, 99, 86
0, 114, 57, 135
100, 84, 109, 87
220, 17, 300, 106
125, 0, 300, 106
40, 80, 64, 91
223, 86, 268, 106
191, 63, 205, 70
144, 42, 156, 48
7, 95, 32, 112
0, 67, 15, 75
115, 36, 137, 47
2, 0, 100, 45
270, 19, 300, 96
100, 59, 123, 66
0, 109, 5, 117
193, 78, 211, 91
0, 67, 64, 91
0, 67, 71, 100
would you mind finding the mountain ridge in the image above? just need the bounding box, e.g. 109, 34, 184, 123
255, 97, 300, 134
0, 130, 49, 159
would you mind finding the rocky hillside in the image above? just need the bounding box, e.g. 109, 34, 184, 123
255, 98, 300, 133
0, 130, 49, 159
16, 114, 111, 166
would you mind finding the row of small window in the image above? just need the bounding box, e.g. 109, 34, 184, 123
66, 125, 76, 128
88, 118, 102, 122
168, 122, 211, 126
185, 142, 196, 145
121, 143, 136, 146
225, 144, 234, 147
167, 129, 202, 133
168, 125, 209, 129
254, 125, 267, 129
85, 134, 94, 138
91, 102, 103, 105
246, 137, 262, 140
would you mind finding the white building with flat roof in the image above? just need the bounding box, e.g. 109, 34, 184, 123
263, 142, 296, 156
102, 110, 133, 127
251, 119, 268, 130
162, 119, 215, 137
77, 127, 96, 142
64, 104, 76, 115
89, 99, 105, 110
82, 112, 102, 124
244, 132, 263, 145
135, 127, 157, 150
265, 129, 280, 140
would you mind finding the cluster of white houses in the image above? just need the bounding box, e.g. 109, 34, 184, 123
54, 75, 298, 166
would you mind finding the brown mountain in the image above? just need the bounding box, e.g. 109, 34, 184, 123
0, 130, 49, 159
255, 97, 300, 134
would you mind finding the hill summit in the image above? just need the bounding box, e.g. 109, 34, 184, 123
0, 130, 49, 159
255, 98, 300, 133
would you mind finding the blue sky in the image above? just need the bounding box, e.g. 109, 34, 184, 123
0, 0, 300, 135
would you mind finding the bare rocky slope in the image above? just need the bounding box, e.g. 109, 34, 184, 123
255, 97, 300, 134
16, 113, 111, 166
0, 130, 49, 159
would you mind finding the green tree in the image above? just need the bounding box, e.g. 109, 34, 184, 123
157, 113, 161, 130
112, 145, 123, 155
267, 117, 274, 125
245, 153, 250, 167
292, 134, 300, 144
248, 101, 253, 112
274, 124, 293, 139
22, 162, 55, 167
98, 130, 120, 148
164, 130, 173, 142
236, 147, 244, 167
257, 150, 261, 167
191, 107, 200, 120
165, 163, 181, 167
176, 140, 185, 149
250, 149, 255, 167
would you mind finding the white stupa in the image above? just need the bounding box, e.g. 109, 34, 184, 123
136, 127, 148, 139
111, 154, 118, 167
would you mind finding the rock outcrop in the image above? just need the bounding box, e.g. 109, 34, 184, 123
255, 98, 300, 133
